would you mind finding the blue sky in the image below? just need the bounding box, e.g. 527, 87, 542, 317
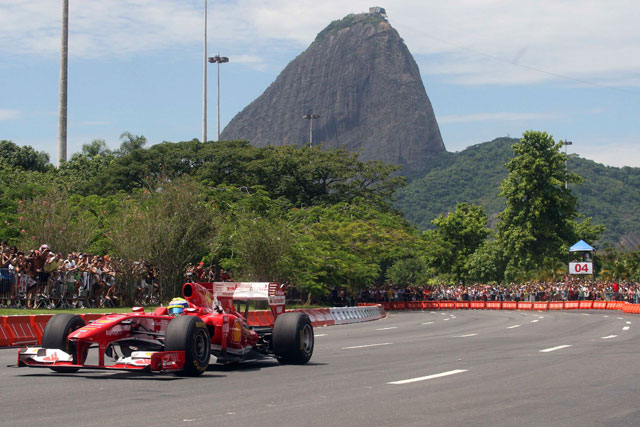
1, 0, 639, 168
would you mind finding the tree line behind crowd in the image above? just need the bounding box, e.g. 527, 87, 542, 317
1, 131, 639, 305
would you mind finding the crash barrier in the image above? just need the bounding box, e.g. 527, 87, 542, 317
0, 313, 115, 348
359, 301, 638, 313
245, 306, 386, 328
0, 305, 386, 347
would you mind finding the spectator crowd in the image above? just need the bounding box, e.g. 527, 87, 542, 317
3, 241, 640, 310
357, 280, 640, 305
0, 242, 159, 309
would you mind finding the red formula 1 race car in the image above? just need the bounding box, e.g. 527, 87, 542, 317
17, 282, 314, 376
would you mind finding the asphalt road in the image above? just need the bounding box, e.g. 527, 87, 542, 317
1, 310, 638, 427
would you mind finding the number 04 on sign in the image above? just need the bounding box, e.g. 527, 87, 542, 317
569, 262, 593, 275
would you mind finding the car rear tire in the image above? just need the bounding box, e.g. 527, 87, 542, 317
41, 313, 86, 373
272, 312, 314, 364
164, 315, 210, 376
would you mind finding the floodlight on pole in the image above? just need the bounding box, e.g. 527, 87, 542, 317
202, 0, 208, 144
303, 114, 319, 146
208, 55, 229, 141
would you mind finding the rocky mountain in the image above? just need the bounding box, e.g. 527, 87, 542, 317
221, 11, 445, 173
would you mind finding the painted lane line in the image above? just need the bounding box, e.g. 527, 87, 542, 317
601, 335, 617, 339
581, 313, 590, 316
455, 333, 478, 338
538, 316, 544, 319
626, 321, 631, 324
422, 322, 435, 325
443, 318, 450, 321
604, 315, 609, 318
388, 369, 468, 385
531, 319, 539, 323
342, 343, 392, 350
540, 345, 572, 353
617, 317, 624, 320
376, 327, 398, 331
507, 325, 521, 329
314, 334, 328, 337
623, 326, 630, 331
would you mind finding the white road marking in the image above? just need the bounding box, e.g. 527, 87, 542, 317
623, 326, 630, 331
538, 316, 544, 319
540, 345, 572, 353
617, 317, 624, 320
388, 369, 468, 385
581, 313, 590, 316
376, 327, 398, 331
531, 319, 539, 323
422, 322, 435, 325
342, 343, 392, 350
314, 333, 328, 337
601, 335, 617, 339
455, 333, 478, 337
507, 325, 521, 329
626, 321, 631, 324
443, 318, 450, 321
604, 315, 609, 318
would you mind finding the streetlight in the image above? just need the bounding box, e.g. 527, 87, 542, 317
208, 55, 229, 141
303, 114, 319, 146
562, 140, 573, 189
202, 0, 208, 143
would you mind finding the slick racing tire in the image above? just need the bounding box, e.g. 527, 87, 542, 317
41, 313, 86, 373
165, 315, 210, 376
272, 312, 314, 365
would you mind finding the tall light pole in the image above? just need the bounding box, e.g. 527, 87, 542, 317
208, 55, 229, 141
562, 140, 573, 189
57, 0, 69, 166
303, 114, 319, 146
202, 0, 208, 143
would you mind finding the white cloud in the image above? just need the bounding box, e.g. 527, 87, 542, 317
2, 1, 639, 86
0, 109, 21, 121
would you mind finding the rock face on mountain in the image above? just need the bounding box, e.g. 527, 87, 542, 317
220, 12, 445, 173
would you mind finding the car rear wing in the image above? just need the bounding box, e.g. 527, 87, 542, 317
182, 282, 286, 318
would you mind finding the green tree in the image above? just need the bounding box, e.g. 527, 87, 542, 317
117, 132, 147, 156
14, 189, 102, 254
283, 201, 416, 301
429, 202, 491, 283
464, 239, 507, 283
73, 139, 112, 159
497, 131, 581, 280
0, 140, 51, 172
107, 177, 215, 302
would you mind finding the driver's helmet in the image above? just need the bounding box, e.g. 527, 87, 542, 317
168, 297, 189, 316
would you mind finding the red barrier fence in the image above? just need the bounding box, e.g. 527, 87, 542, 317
358, 301, 640, 315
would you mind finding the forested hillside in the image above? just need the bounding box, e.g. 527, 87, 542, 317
394, 137, 640, 248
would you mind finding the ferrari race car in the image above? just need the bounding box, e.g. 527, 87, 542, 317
17, 282, 314, 376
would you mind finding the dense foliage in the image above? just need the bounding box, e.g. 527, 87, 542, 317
395, 137, 640, 247
2, 132, 639, 302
